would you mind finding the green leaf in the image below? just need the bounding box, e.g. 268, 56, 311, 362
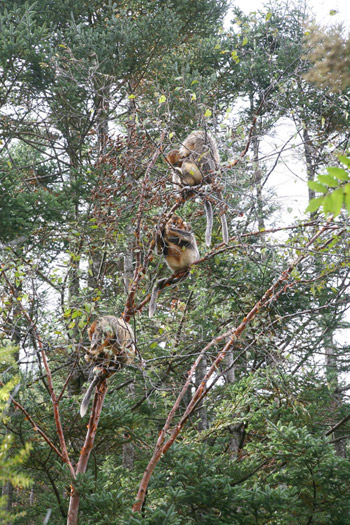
321, 190, 343, 215
305, 196, 324, 213
231, 50, 240, 64
204, 109, 212, 117
158, 95, 166, 104
307, 181, 327, 193
327, 188, 344, 216
338, 155, 350, 168
317, 174, 338, 187
345, 191, 350, 212
326, 167, 349, 181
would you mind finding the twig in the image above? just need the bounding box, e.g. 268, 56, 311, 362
1, 381, 65, 462
132, 215, 337, 512
1, 270, 75, 478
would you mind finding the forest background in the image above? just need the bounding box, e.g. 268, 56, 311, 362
1, 0, 350, 523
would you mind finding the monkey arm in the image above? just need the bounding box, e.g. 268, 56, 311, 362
149, 270, 190, 318
166, 229, 194, 249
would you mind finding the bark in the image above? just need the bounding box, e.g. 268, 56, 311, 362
303, 121, 345, 458
132, 218, 337, 513
87, 86, 110, 290
303, 126, 317, 203
123, 234, 134, 295
252, 133, 265, 231
325, 332, 346, 457
195, 355, 209, 431
223, 349, 244, 455
67, 379, 108, 525
223, 349, 235, 384
249, 95, 264, 231
122, 383, 135, 470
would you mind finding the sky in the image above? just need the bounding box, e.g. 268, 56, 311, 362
233, 0, 350, 27
226, 0, 350, 224
227, 0, 350, 346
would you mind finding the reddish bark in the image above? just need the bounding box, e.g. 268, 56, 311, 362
133, 217, 337, 512
67, 379, 108, 525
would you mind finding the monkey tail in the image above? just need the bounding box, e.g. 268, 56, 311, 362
221, 213, 229, 244
204, 200, 213, 247
149, 272, 190, 318
149, 278, 167, 318
80, 375, 100, 417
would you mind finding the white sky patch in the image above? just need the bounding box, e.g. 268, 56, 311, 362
232, 0, 350, 28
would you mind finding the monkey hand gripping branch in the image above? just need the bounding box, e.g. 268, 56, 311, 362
149, 215, 199, 317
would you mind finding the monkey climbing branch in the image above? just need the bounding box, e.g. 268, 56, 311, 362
132, 215, 338, 513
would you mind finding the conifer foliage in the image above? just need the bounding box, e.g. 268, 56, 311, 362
1, 1, 350, 524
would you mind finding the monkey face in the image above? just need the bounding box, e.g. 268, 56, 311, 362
163, 215, 194, 252
166, 149, 182, 168
167, 146, 204, 187
166, 215, 191, 233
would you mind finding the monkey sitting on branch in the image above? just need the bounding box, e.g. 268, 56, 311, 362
166, 130, 229, 247
80, 315, 136, 417
149, 215, 199, 318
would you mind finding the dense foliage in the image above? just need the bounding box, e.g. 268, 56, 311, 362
1, 1, 350, 524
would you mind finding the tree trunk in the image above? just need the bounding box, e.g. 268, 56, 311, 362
195, 355, 208, 431
325, 333, 346, 457
122, 383, 135, 470
302, 126, 317, 203
88, 86, 110, 290
67, 379, 108, 525
252, 132, 265, 231
223, 349, 244, 455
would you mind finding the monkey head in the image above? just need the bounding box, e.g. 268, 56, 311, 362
166, 149, 182, 168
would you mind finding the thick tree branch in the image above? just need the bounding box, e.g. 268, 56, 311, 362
133, 216, 338, 512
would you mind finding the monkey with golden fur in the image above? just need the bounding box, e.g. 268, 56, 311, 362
166, 130, 228, 247
80, 316, 136, 417
149, 215, 199, 317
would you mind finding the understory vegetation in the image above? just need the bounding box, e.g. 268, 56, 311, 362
1, 0, 350, 523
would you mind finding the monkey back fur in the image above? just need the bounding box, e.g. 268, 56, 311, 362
80, 316, 135, 417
